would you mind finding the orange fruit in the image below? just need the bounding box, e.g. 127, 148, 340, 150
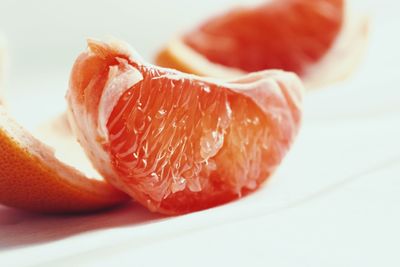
67, 39, 303, 214
156, 0, 368, 88
0, 107, 129, 213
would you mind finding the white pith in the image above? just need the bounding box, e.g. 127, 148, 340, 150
303, 12, 369, 88
97, 57, 143, 140
113, 40, 304, 121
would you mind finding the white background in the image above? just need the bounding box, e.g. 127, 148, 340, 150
0, 0, 400, 266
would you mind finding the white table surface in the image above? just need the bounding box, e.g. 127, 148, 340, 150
0, 0, 399, 266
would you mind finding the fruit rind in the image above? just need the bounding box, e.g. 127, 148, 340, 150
0, 107, 129, 213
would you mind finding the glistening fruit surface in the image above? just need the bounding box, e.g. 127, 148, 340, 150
67, 40, 303, 214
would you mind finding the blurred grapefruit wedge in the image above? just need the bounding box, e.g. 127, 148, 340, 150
67, 39, 304, 215
156, 0, 368, 89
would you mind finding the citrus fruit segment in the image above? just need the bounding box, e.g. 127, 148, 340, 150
67, 39, 303, 215
0, 107, 129, 213
156, 0, 368, 88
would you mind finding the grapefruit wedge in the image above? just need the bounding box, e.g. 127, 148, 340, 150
0, 109, 129, 213
67, 39, 303, 214
156, 0, 368, 88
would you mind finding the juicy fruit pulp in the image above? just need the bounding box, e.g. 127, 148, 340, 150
183, 0, 344, 76
67, 40, 303, 214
